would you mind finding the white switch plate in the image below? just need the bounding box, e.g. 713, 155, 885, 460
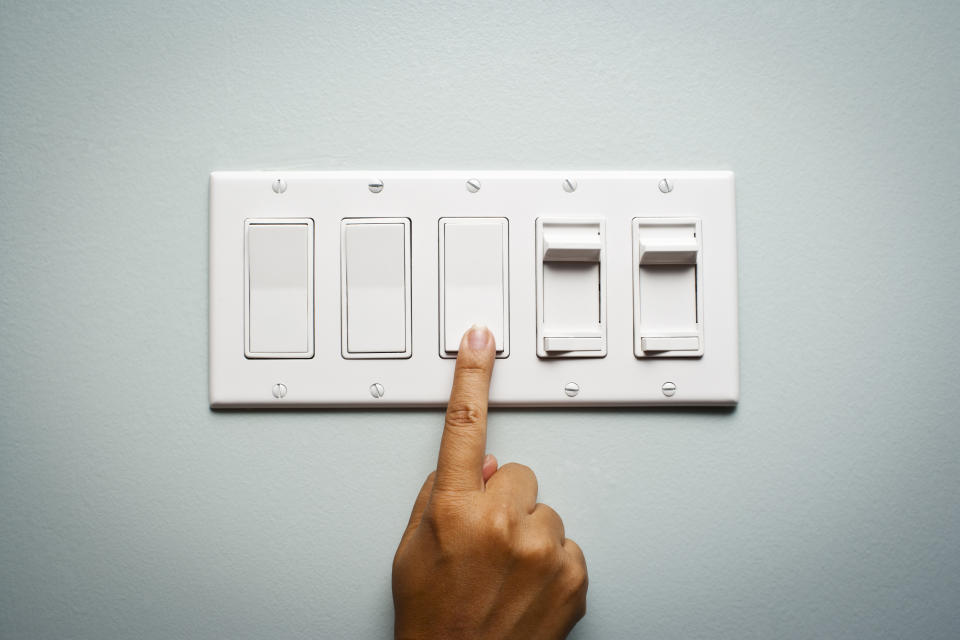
209, 171, 738, 408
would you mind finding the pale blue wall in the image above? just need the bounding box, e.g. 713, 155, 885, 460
2, 2, 959, 638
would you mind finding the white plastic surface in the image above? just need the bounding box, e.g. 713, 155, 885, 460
244, 219, 314, 358
641, 336, 700, 351
209, 171, 739, 407
340, 218, 412, 358
439, 218, 509, 357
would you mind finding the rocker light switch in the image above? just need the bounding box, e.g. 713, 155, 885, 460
536, 218, 606, 358
244, 218, 314, 359
439, 218, 509, 358
632, 218, 704, 358
341, 218, 412, 358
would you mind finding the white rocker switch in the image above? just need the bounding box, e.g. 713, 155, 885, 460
340, 218, 412, 359
439, 218, 509, 358
244, 218, 314, 359
632, 218, 704, 358
536, 218, 606, 358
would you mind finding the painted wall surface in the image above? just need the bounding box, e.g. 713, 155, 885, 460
2, 2, 958, 638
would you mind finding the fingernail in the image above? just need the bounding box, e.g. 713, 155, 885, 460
467, 324, 491, 350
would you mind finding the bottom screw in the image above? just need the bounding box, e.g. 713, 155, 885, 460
370, 383, 385, 399
564, 382, 580, 397
272, 383, 287, 399
661, 382, 677, 397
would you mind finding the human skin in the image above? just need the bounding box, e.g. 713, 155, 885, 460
392, 325, 588, 639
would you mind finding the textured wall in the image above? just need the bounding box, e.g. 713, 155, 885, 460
2, 1, 958, 638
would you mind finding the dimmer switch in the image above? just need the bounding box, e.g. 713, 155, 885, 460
632, 218, 703, 358
536, 218, 606, 358
340, 218, 412, 358
244, 218, 314, 359
439, 218, 509, 358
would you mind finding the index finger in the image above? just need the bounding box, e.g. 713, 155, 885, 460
435, 325, 496, 493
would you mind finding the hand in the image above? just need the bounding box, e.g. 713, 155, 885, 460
392, 326, 588, 639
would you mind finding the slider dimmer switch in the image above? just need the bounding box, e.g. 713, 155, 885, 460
632, 218, 704, 358
535, 218, 606, 358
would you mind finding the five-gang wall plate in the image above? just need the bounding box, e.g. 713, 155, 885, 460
209, 171, 738, 408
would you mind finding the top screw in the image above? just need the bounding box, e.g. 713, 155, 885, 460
272, 178, 287, 194
466, 179, 481, 193
562, 178, 578, 193
368, 180, 384, 194
658, 178, 674, 194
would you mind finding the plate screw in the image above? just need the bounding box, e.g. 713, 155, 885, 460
658, 178, 673, 194
272, 383, 287, 399
369, 382, 384, 399
564, 382, 580, 397
272, 178, 287, 194
368, 179, 384, 194
562, 178, 577, 193
661, 381, 677, 397
466, 178, 481, 193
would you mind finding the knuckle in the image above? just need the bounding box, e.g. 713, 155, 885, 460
517, 534, 561, 568
564, 558, 589, 595
482, 504, 517, 547
501, 462, 532, 476
538, 503, 562, 525
445, 401, 484, 429
501, 462, 538, 485
456, 364, 489, 377
565, 539, 585, 562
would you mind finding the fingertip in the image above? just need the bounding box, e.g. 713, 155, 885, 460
456, 325, 495, 375
464, 324, 495, 353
